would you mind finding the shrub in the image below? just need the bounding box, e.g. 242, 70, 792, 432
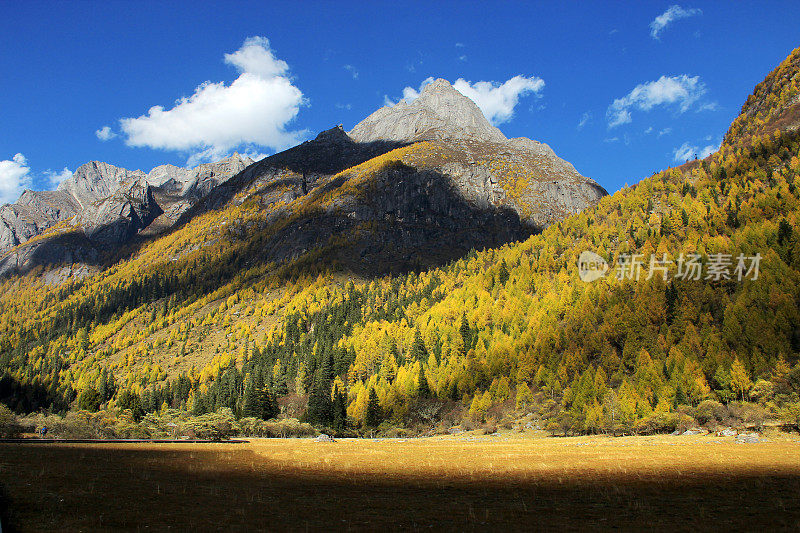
0, 404, 22, 438
77, 388, 102, 412
636, 412, 693, 434
693, 400, 728, 426
781, 401, 800, 430
727, 402, 768, 429
181, 408, 238, 440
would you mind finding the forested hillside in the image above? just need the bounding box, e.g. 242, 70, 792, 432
2, 48, 800, 437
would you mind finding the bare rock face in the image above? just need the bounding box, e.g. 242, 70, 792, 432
0, 153, 253, 275
147, 153, 253, 223
349, 79, 606, 228
0, 189, 81, 250
350, 78, 506, 144
59, 161, 147, 209
75, 176, 162, 245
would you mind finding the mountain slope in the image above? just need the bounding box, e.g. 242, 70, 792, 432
9, 45, 800, 434
0, 81, 602, 281
724, 47, 800, 147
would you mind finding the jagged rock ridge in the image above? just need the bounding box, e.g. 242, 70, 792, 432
0, 153, 252, 275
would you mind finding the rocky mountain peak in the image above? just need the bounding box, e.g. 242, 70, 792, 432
349, 78, 506, 144
58, 161, 146, 209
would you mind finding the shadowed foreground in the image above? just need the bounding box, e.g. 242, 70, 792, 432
1, 434, 799, 531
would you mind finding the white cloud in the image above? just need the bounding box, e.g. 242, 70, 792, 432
607, 75, 709, 127
644, 126, 653, 134
697, 101, 718, 112
394, 75, 545, 126
455, 42, 465, 48
95, 126, 117, 141
343, 64, 359, 79
658, 127, 672, 136
452, 76, 545, 125
458, 55, 467, 62
650, 5, 702, 39
43, 167, 73, 188
223, 36, 289, 78
578, 112, 592, 130
336, 103, 352, 110
673, 142, 694, 161
0, 153, 31, 204
396, 77, 433, 103
699, 143, 719, 158
185, 147, 229, 168
120, 36, 306, 165
673, 140, 719, 162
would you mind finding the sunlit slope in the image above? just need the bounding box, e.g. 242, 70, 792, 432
1, 48, 799, 434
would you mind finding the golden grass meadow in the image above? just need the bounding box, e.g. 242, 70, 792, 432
2, 431, 800, 531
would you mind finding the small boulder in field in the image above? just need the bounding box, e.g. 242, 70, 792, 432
682, 428, 706, 436
735, 433, 761, 444
315, 434, 335, 443
717, 428, 738, 437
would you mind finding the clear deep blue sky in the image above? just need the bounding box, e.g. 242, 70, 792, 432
1, 0, 798, 200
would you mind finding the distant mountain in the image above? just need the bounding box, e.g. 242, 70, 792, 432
0, 79, 603, 279
0, 154, 252, 276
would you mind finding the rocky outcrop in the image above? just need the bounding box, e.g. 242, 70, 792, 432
348, 79, 606, 227
75, 176, 162, 245
350, 78, 506, 144
0, 153, 253, 275
58, 161, 147, 209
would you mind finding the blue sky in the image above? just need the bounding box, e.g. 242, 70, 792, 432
1, 1, 798, 204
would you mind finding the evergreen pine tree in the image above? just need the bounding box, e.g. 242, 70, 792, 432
242, 374, 260, 418
365, 387, 382, 428
674, 382, 687, 408
417, 365, 430, 398
498, 260, 510, 285
307, 355, 334, 426
459, 313, 472, 354
258, 386, 279, 420
410, 328, 427, 361
332, 383, 347, 432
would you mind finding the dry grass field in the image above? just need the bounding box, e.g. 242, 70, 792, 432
1, 432, 800, 531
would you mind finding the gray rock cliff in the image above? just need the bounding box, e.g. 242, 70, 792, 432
349, 79, 606, 227
0, 153, 252, 275
350, 78, 507, 144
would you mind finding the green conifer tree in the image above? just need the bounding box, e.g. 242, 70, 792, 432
365, 387, 382, 427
